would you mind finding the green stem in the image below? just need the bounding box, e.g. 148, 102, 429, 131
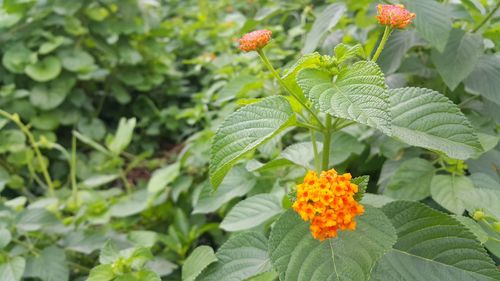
0, 110, 55, 196
296, 121, 322, 131
257, 49, 325, 130
322, 115, 332, 170
473, 1, 500, 33
70, 135, 78, 198
371, 26, 392, 62
310, 130, 321, 173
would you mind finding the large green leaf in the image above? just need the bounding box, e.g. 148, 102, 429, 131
372, 201, 500, 281
0, 257, 25, 281
297, 61, 390, 134
403, 0, 452, 52
209, 96, 295, 188
269, 207, 396, 281
193, 166, 256, 214
198, 232, 272, 281
465, 54, 500, 105
182, 246, 217, 281
24, 246, 69, 281
2, 44, 36, 73
220, 193, 283, 231
431, 29, 483, 90
390, 87, 481, 159
430, 175, 475, 214
302, 3, 346, 53
384, 158, 435, 201
24, 56, 62, 82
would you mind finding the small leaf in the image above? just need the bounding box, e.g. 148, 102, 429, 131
58, 49, 96, 73
199, 232, 272, 281
302, 3, 346, 53
220, 193, 283, 231
269, 207, 396, 281
384, 158, 435, 201
209, 96, 295, 188
107, 117, 136, 154
147, 162, 180, 194
24, 56, 62, 82
87, 264, 114, 281
431, 175, 475, 214
352, 175, 369, 202
390, 87, 482, 159
431, 29, 483, 90
182, 246, 217, 281
99, 241, 119, 265
298, 61, 390, 134
372, 201, 500, 281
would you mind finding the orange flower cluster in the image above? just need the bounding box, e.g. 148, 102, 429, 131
238, 29, 272, 52
376, 4, 416, 29
293, 169, 364, 241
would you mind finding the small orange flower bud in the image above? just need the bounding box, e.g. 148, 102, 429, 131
293, 169, 364, 241
376, 4, 415, 29
238, 29, 272, 52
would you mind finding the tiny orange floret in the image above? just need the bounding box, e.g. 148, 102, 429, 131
238, 29, 272, 52
292, 169, 364, 241
376, 4, 415, 29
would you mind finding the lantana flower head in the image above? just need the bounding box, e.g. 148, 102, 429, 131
238, 29, 272, 52
293, 169, 364, 241
376, 4, 415, 29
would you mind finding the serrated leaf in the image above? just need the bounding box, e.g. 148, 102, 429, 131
303, 3, 346, 53
465, 54, 500, 105
198, 232, 271, 281
220, 193, 283, 231
390, 87, 481, 159
24, 246, 69, 281
352, 175, 369, 201
403, 0, 452, 52
431, 29, 483, 90
298, 61, 390, 134
384, 158, 435, 201
431, 175, 475, 214
210, 96, 295, 188
0, 257, 25, 281
269, 207, 396, 281
372, 201, 500, 281
182, 246, 217, 281
282, 53, 322, 100
454, 216, 488, 244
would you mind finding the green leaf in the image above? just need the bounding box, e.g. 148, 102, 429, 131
24, 56, 62, 82
465, 54, 500, 105
99, 241, 120, 264
298, 61, 390, 134
329, 132, 365, 165
16, 209, 60, 232
372, 201, 500, 281
199, 232, 272, 281
215, 75, 263, 105
390, 87, 481, 159
0, 228, 12, 249
220, 193, 283, 231
30, 76, 76, 110
360, 193, 394, 208
384, 158, 435, 201
403, 0, 452, 52
24, 246, 69, 281
431, 29, 483, 90
147, 162, 180, 194
87, 264, 114, 281
0, 256, 25, 281
460, 188, 500, 219
193, 166, 256, 214
269, 207, 396, 281
107, 117, 136, 154
2, 44, 36, 73
378, 30, 425, 74
58, 49, 96, 73
182, 246, 217, 281
352, 175, 369, 202
282, 53, 322, 99
209, 96, 295, 188
281, 142, 322, 170
454, 215, 488, 244
431, 175, 474, 214
0, 130, 26, 153
81, 174, 119, 189
302, 3, 346, 53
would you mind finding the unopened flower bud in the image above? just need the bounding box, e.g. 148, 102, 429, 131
376, 4, 415, 29
238, 29, 272, 52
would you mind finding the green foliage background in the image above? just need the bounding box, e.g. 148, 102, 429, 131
0, 0, 498, 280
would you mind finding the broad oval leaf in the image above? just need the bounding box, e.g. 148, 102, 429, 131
198, 232, 272, 281
465, 54, 500, 105
220, 193, 283, 232
390, 87, 481, 159
24, 56, 62, 82
297, 61, 390, 134
182, 246, 217, 281
147, 162, 180, 194
269, 207, 396, 281
372, 201, 500, 281
302, 3, 346, 54
209, 96, 295, 188
384, 158, 435, 201
431, 29, 483, 91
431, 175, 475, 215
